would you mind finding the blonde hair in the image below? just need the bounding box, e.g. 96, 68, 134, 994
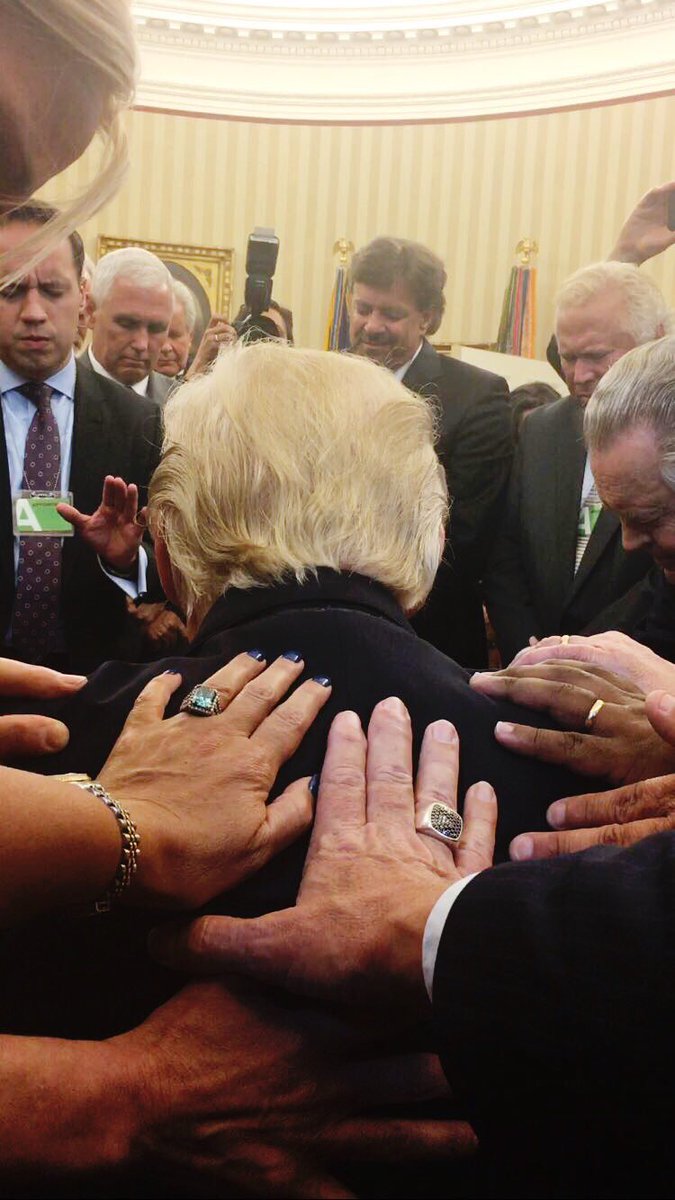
150, 342, 448, 624
0, 0, 137, 285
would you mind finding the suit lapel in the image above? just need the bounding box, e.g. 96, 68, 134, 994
569, 507, 620, 596
554, 398, 586, 596
63, 364, 110, 585
0, 406, 15, 615
401, 340, 443, 399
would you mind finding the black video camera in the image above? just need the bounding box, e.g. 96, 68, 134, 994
233, 227, 280, 343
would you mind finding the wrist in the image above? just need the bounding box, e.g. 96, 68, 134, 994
102, 551, 139, 577
607, 241, 643, 265
0, 1035, 141, 1172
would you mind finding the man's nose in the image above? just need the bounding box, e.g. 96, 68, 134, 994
573, 357, 596, 386
130, 326, 150, 353
364, 311, 386, 335
621, 522, 651, 554
19, 288, 48, 323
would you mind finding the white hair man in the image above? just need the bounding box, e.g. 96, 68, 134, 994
484, 261, 673, 663
82, 247, 174, 405
156, 279, 197, 380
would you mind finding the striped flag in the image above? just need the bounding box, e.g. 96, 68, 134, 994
496, 239, 538, 358
325, 238, 354, 351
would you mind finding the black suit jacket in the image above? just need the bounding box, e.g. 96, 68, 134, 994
1, 569, 591, 1044
0, 362, 162, 671
433, 834, 675, 1197
483, 394, 652, 663
402, 341, 512, 669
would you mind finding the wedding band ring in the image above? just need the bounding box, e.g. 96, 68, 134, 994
417, 802, 463, 844
561, 634, 571, 646
584, 698, 605, 729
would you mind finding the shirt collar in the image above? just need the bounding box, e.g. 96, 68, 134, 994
393, 340, 424, 382
0, 353, 76, 400
88, 347, 149, 396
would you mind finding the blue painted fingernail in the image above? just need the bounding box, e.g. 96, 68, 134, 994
282, 650, 303, 662
246, 649, 266, 661
312, 675, 331, 687
309, 774, 320, 799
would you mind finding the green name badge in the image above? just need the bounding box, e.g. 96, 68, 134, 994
13, 491, 74, 537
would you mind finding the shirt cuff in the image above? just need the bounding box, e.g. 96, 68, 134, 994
99, 545, 148, 600
422, 874, 479, 1001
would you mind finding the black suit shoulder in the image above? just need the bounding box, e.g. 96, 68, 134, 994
433, 834, 675, 1196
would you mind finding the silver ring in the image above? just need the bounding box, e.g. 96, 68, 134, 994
416, 802, 463, 844
179, 685, 222, 717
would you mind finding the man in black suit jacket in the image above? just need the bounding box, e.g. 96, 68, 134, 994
349, 236, 512, 668
484, 261, 668, 664
0, 205, 162, 672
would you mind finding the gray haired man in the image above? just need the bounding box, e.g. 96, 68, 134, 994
484, 261, 672, 662
81, 247, 173, 405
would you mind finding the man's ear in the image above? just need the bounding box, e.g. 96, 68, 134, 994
154, 534, 181, 608
84, 291, 97, 329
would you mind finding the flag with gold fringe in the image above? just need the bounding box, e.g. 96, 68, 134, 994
325, 238, 354, 351
496, 239, 538, 358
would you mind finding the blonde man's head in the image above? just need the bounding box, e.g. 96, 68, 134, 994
150, 342, 448, 625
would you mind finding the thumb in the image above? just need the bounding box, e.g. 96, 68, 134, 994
645, 689, 675, 746
148, 910, 300, 982
56, 502, 88, 531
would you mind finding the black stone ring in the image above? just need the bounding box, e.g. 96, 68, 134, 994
416, 802, 464, 844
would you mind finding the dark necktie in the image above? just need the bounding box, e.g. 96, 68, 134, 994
12, 381, 62, 661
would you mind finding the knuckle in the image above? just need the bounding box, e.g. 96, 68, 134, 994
321, 762, 365, 794
185, 916, 218, 959
269, 702, 307, 734
597, 823, 627, 847
371, 762, 411, 788
243, 679, 278, 708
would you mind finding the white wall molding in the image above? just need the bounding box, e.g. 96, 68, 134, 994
133, 1, 675, 119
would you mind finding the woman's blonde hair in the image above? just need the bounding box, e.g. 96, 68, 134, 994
0, 0, 137, 284
150, 342, 449, 624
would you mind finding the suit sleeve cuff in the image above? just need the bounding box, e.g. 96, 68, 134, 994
98, 545, 148, 600
422, 874, 479, 1001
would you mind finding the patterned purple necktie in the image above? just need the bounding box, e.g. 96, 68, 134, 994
12, 382, 62, 661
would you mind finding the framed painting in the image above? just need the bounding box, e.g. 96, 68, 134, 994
96, 236, 234, 349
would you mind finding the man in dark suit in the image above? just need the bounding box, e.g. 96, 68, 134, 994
81, 245, 174, 406
0, 204, 162, 672
483, 261, 669, 664
349, 236, 512, 668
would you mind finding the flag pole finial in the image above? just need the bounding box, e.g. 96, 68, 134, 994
516, 238, 538, 266
333, 238, 354, 265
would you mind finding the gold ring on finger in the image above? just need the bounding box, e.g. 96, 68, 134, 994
561, 634, 571, 646
584, 698, 605, 730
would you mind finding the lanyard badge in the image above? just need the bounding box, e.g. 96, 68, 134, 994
12, 490, 74, 537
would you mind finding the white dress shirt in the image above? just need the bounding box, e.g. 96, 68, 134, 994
88, 347, 150, 397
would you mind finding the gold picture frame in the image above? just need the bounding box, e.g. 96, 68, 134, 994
96, 236, 234, 347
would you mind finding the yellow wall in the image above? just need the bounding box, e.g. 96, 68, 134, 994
44, 94, 675, 356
